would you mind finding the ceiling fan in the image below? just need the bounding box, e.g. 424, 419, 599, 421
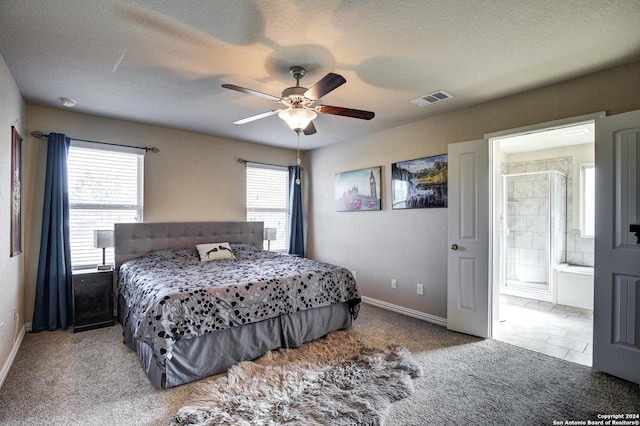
221, 66, 375, 135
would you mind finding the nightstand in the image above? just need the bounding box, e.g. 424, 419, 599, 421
72, 269, 115, 332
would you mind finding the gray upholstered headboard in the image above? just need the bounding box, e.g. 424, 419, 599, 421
114, 221, 264, 270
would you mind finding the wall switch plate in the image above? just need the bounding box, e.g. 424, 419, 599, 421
417, 284, 424, 295
391, 279, 397, 289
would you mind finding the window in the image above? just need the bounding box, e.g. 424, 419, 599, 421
246, 164, 289, 251
580, 163, 595, 238
67, 141, 144, 269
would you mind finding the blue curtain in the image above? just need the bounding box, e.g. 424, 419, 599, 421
32, 133, 73, 332
288, 166, 304, 257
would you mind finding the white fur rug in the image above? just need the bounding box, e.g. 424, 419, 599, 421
170, 330, 422, 425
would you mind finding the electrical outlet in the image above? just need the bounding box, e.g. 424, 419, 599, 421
417, 284, 424, 295
352, 271, 357, 280
391, 279, 397, 289
13, 307, 17, 322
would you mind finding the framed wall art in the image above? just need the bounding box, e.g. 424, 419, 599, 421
335, 166, 381, 212
11, 126, 22, 256
391, 154, 448, 209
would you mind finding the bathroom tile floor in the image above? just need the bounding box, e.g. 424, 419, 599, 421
494, 294, 593, 367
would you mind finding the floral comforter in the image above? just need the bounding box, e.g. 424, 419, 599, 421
118, 243, 360, 366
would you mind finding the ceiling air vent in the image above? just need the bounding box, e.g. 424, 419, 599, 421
410, 90, 453, 107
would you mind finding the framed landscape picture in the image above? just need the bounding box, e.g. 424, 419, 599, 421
335, 166, 381, 212
391, 154, 447, 209
11, 126, 22, 256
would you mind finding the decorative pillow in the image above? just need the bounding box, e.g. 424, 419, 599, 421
196, 242, 235, 262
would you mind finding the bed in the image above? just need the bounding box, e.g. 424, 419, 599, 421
115, 221, 361, 388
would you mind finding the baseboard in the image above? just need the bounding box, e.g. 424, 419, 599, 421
360, 296, 447, 327
0, 324, 26, 389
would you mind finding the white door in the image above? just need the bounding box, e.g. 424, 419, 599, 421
593, 110, 640, 385
447, 139, 491, 338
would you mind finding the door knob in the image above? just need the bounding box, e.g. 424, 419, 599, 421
451, 244, 458, 250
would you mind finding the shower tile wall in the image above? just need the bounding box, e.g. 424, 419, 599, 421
504, 156, 594, 270
567, 231, 594, 266
505, 171, 554, 284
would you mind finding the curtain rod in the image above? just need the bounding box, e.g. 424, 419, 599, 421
237, 158, 294, 168
29, 131, 160, 153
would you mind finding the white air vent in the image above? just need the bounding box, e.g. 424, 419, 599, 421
410, 90, 453, 107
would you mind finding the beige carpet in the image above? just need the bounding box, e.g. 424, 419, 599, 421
1, 303, 639, 425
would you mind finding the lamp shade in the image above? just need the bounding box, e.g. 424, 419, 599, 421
263, 227, 277, 241
93, 230, 114, 248
278, 108, 317, 131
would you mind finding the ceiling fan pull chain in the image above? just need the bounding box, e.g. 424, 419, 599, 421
296, 130, 301, 185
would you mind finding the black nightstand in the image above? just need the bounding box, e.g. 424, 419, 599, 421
72, 269, 115, 332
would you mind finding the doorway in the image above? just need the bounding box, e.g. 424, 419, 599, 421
489, 118, 596, 366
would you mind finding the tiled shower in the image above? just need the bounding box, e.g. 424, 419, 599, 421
500, 157, 569, 301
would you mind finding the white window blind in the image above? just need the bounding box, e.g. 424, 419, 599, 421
67, 142, 144, 269
246, 164, 289, 251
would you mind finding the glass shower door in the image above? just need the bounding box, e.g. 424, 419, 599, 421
501, 170, 567, 297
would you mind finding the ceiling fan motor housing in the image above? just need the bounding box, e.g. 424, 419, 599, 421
281, 86, 312, 107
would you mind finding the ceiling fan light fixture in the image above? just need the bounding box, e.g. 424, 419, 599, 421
278, 108, 317, 132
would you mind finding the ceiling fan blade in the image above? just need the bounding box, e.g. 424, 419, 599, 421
303, 121, 317, 135
233, 109, 282, 124
221, 84, 281, 102
315, 105, 375, 120
304, 73, 346, 100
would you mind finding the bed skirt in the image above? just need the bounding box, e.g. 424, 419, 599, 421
118, 295, 353, 388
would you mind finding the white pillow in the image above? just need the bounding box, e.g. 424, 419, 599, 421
196, 242, 235, 262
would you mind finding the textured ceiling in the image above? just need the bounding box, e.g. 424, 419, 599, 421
1, 1, 639, 150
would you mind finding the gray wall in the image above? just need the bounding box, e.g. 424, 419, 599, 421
0, 54, 26, 382
307, 60, 640, 321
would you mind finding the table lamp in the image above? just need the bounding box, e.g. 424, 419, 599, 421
263, 227, 277, 251
94, 230, 114, 270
